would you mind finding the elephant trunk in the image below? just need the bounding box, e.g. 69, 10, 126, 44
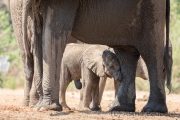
74, 79, 82, 89
113, 71, 122, 82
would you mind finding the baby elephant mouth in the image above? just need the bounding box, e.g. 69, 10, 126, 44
105, 70, 122, 82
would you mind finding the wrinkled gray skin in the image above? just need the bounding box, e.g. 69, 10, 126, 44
60, 44, 122, 111
10, 0, 171, 113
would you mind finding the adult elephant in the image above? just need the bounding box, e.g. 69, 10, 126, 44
10, 0, 172, 113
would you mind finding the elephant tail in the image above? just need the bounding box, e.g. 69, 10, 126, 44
164, 0, 172, 93
74, 79, 82, 90
22, 0, 32, 58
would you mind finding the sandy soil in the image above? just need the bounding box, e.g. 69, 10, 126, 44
0, 89, 180, 120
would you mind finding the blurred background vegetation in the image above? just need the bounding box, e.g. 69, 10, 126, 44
0, 0, 180, 93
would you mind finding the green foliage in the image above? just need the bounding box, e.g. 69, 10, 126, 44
3, 76, 17, 89
0, 11, 14, 55
0, 5, 23, 89
0, 73, 3, 88
169, 0, 180, 94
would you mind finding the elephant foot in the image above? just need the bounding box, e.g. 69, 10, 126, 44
78, 107, 91, 111
107, 99, 135, 112
33, 97, 43, 110
61, 102, 71, 111
90, 105, 101, 111
89, 102, 101, 111
29, 99, 39, 107
141, 101, 168, 113
106, 97, 120, 111
111, 105, 135, 112
77, 103, 90, 111
23, 99, 30, 106
33, 98, 62, 111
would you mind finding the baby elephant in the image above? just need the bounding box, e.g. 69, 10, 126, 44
59, 43, 121, 111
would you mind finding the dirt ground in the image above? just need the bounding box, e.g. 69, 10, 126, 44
0, 89, 180, 120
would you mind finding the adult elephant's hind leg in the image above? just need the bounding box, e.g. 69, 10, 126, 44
108, 47, 140, 112
35, 0, 79, 111
140, 1, 167, 113
141, 47, 167, 113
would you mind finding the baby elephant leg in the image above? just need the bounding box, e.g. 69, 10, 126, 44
80, 67, 95, 111
98, 76, 107, 105
78, 79, 84, 109
90, 77, 101, 111
59, 66, 71, 110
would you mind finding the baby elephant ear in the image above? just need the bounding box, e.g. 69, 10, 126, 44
83, 46, 106, 77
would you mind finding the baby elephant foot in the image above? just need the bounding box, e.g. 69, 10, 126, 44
89, 102, 101, 111
78, 107, 91, 111
34, 98, 62, 111
61, 103, 71, 111
90, 105, 101, 111
77, 104, 91, 111
141, 101, 168, 113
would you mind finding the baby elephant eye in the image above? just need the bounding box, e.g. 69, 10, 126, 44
109, 65, 114, 69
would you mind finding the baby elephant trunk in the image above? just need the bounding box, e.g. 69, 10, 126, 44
113, 71, 122, 82
74, 79, 82, 89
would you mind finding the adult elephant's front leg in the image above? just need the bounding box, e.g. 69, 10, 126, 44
108, 47, 140, 112
34, 0, 79, 111
139, 1, 168, 113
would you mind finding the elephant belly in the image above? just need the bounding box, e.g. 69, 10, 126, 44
72, 0, 143, 46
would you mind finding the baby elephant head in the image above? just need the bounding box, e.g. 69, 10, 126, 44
84, 46, 122, 81
102, 50, 122, 82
